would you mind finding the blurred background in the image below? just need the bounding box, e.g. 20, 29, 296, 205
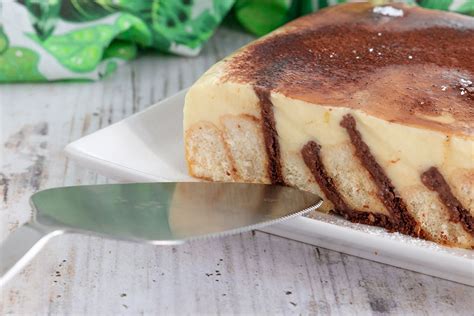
1, 0, 473, 83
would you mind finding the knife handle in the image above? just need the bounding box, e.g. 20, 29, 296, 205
0, 222, 63, 287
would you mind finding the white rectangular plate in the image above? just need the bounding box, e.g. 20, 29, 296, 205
65, 90, 474, 286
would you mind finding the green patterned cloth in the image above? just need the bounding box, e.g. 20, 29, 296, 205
0, 0, 472, 82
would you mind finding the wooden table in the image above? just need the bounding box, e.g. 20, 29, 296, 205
1, 26, 473, 315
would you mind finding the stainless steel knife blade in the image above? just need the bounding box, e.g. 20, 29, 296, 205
0, 182, 322, 286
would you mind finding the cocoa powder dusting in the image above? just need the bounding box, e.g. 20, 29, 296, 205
231, 25, 473, 86
226, 3, 474, 135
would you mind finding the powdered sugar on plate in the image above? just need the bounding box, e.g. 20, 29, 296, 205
373, 6, 404, 17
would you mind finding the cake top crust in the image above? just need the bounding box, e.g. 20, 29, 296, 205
225, 3, 474, 136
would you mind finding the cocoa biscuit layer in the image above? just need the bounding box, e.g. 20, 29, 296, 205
340, 114, 423, 237
254, 87, 285, 185
331, 209, 394, 230
301, 140, 395, 230
301, 141, 348, 211
226, 3, 474, 136
421, 167, 474, 236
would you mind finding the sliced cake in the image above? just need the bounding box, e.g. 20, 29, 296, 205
183, 3, 474, 248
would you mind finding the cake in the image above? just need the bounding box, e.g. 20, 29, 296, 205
183, 3, 474, 248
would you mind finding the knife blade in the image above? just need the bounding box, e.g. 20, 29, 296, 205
0, 182, 322, 286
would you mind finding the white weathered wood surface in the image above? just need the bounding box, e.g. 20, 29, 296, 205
1, 26, 473, 315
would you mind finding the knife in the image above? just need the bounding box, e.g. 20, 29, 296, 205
0, 182, 322, 286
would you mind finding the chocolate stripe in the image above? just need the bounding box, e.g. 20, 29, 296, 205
340, 114, 422, 237
254, 87, 285, 185
421, 167, 474, 236
301, 141, 348, 211
301, 140, 393, 229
